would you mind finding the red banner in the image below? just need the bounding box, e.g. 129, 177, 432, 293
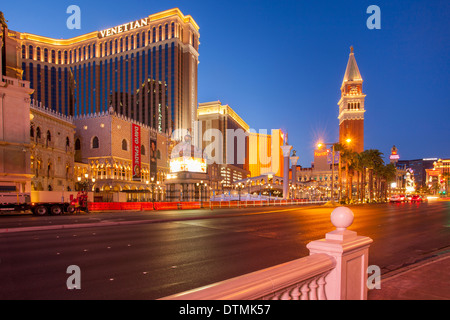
132, 124, 141, 181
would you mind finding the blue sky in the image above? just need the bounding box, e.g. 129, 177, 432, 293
3, 0, 449, 167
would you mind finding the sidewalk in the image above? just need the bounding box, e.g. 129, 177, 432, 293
368, 251, 450, 300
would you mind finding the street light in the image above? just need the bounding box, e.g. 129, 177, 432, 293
317, 139, 352, 205
317, 142, 337, 205
150, 177, 156, 203
266, 184, 272, 204
236, 182, 243, 202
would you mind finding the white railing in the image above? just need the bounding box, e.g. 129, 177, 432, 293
161, 207, 373, 301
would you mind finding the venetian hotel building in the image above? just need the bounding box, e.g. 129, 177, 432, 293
15, 8, 199, 138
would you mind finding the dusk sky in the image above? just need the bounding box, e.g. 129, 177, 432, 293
3, 0, 449, 167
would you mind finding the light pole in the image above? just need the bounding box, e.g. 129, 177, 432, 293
266, 184, 272, 204
236, 182, 243, 202
150, 177, 155, 203
318, 142, 336, 205
317, 139, 352, 205
197, 181, 206, 207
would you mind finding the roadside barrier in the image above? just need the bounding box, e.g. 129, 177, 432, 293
88, 200, 327, 212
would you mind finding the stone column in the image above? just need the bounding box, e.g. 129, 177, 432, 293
280, 145, 292, 200
307, 207, 373, 300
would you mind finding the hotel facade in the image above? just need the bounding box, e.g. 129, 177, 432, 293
15, 8, 200, 138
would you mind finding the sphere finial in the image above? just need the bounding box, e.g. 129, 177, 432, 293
331, 207, 354, 231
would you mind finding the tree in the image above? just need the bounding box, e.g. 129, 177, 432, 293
378, 163, 397, 201
360, 150, 384, 202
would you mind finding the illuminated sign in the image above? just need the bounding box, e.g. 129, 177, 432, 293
390, 154, 400, 160
99, 18, 149, 38
427, 170, 440, 177
170, 157, 207, 174
314, 150, 329, 157
132, 124, 141, 181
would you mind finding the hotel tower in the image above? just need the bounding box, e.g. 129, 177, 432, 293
338, 46, 366, 153
14, 8, 199, 138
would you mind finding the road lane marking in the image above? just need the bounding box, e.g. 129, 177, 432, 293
0, 206, 323, 234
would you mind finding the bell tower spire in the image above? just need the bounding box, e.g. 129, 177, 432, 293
338, 46, 366, 153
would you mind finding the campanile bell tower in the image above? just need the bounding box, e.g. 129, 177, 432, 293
338, 46, 366, 153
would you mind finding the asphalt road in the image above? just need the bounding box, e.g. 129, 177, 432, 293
0, 201, 448, 300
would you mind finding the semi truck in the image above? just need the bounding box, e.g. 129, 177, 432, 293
0, 192, 85, 216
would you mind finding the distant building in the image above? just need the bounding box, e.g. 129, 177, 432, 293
14, 8, 200, 138
397, 158, 436, 189
338, 46, 366, 153
248, 129, 285, 178
197, 101, 250, 189
30, 101, 76, 192
0, 21, 34, 194
73, 110, 170, 202
426, 159, 450, 194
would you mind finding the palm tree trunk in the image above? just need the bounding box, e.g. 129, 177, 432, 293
349, 170, 353, 202
357, 170, 360, 202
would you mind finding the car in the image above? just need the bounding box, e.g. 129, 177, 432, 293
405, 195, 412, 202
399, 194, 406, 202
411, 195, 424, 202
389, 195, 402, 203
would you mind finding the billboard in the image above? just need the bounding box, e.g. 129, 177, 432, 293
132, 124, 141, 181
170, 157, 207, 174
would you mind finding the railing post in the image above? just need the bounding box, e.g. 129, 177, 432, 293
307, 207, 373, 300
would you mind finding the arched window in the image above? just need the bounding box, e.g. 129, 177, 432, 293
156, 150, 161, 160
47, 161, 52, 178
92, 136, 99, 149
30, 125, 35, 138
75, 138, 81, 150
46, 130, 52, 142
141, 145, 146, 156
36, 127, 41, 139
122, 139, 128, 151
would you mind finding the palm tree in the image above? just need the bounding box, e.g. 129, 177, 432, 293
334, 143, 355, 203
443, 172, 450, 196
358, 151, 371, 203
382, 163, 397, 200
335, 143, 348, 202
360, 150, 384, 202
345, 151, 359, 203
